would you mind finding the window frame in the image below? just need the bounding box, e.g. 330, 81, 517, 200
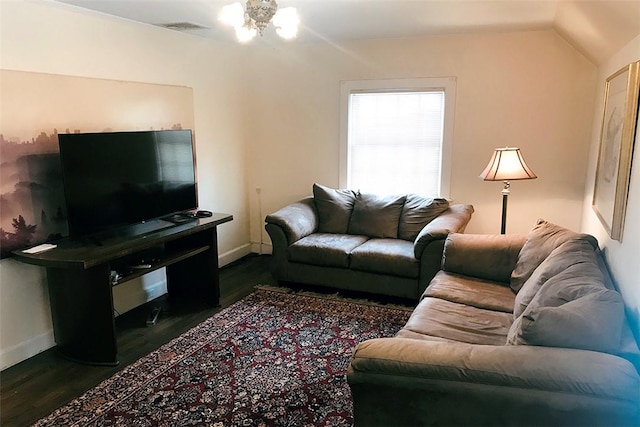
339, 77, 457, 198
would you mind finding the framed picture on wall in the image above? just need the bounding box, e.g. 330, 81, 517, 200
592, 60, 640, 242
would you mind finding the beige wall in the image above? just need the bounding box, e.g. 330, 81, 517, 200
581, 34, 640, 338
0, 0, 249, 368
245, 30, 597, 247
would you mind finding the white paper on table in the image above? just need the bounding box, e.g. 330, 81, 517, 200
23, 243, 57, 254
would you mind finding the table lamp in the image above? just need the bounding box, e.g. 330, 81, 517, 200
479, 147, 537, 234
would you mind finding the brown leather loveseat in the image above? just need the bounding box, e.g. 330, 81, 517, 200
265, 183, 474, 300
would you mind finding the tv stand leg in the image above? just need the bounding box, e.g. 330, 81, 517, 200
46, 265, 118, 366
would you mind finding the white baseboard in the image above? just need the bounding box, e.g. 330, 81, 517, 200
113, 272, 167, 316
250, 242, 273, 255
219, 243, 253, 266
0, 330, 55, 371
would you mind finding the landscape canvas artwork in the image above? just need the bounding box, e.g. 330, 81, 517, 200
0, 70, 194, 258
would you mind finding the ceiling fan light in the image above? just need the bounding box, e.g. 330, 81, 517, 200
235, 25, 257, 42
272, 7, 299, 29
276, 24, 297, 40
220, 1, 299, 41
219, 2, 245, 28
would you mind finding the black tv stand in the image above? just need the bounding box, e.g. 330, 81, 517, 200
87, 236, 103, 246
12, 213, 232, 366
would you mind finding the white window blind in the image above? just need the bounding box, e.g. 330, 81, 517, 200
347, 90, 445, 196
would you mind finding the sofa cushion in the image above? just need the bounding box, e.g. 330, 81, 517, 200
513, 238, 600, 318
350, 238, 419, 278
312, 183, 357, 234
399, 297, 513, 345
510, 219, 598, 293
288, 233, 369, 268
398, 194, 450, 241
347, 193, 406, 238
442, 233, 525, 284
424, 271, 515, 313
507, 268, 624, 354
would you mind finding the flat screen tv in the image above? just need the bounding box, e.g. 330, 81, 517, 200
58, 129, 198, 240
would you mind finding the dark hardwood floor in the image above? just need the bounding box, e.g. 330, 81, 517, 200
0, 253, 277, 427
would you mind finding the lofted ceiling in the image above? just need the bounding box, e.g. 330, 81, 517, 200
53, 0, 640, 64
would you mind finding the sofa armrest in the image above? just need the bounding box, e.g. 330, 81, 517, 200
442, 233, 526, 284
348, 338, 640, 426
264, 197, 318, 245
413, 204, 474, 258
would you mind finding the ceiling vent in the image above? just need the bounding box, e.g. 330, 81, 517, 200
156, 22, 209, 31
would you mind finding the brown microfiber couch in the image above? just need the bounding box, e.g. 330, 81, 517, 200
347, 219, 640, 426
265, 183, 474, 300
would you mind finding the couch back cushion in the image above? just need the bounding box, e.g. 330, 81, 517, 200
507, 263, 624, 354
313, 183, 357, 234
510, 219, 598, 293
398, 194, 450, 241
442, 233, 525, 284
347, 193, 406, 238
513, 238, 600, 318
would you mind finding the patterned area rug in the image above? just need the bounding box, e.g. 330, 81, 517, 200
34, 286, 411, 426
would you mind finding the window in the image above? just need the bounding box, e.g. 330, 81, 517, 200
340, 78, 456, 197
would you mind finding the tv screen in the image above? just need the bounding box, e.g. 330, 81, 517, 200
58, 129, 198, 239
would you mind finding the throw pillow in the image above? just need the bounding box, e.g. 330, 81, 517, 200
512, 238, 600, 318
507, 268, 624, 354
398, 194, 450, 241
347, 193, 406, 238
510, 219, 598, 293
312, 183, 357, 234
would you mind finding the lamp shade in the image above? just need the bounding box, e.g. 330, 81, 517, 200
479, 147, 537, 181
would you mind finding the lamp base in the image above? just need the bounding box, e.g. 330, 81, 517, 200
500, 181, 510, 234
501, 193, 508, 234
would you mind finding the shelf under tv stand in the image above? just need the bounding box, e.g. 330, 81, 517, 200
12, 213, 233, 366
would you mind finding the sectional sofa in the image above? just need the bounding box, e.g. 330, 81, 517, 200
347, 219, 640, 426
